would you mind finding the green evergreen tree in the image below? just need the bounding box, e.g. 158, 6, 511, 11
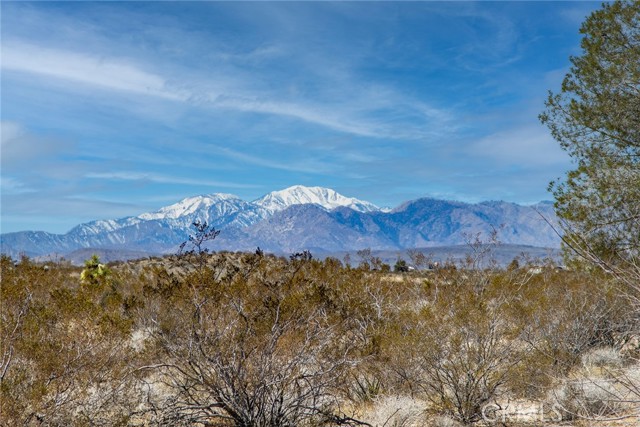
540, 1, 639, 281
394, 258, 409, 273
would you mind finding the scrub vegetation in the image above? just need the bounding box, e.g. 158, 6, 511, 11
1, 246, 639, 426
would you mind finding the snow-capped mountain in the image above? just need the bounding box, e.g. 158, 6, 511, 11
254, 185, 379, 213
139, 194, 240, 220
0, 186, 561, 260
137, 193, 270, 230
67, 194, 270, 238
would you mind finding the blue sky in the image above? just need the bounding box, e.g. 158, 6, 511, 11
1, 1, 601, 234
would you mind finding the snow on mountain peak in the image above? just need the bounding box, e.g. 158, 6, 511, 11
138, 193, 240, 220
253, 185, 379, 213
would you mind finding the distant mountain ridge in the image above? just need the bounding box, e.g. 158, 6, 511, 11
0, 185, 560, 259
254, 185, 379, 213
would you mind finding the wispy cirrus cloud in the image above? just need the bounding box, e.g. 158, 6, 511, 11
2, 41, 453, 141
0, 121, 77, 177
0, 176, 35, 195
470, 125, 571, 167
214, 95, 451, 140
2, 42, 185, 100
215, 145, 334, 174
85, 172, 259, 189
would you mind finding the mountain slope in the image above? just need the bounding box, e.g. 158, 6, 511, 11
254, 185, 379, 213
138, 194, 240, 220
0, 186, 560, 259
382, 198, 558, 248
237, 204, 396, 253
240, 199, 558, 253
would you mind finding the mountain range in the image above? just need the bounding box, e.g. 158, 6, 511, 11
0, 185, 561, 260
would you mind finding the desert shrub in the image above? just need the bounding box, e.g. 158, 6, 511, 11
360, 395, 426, 427
0, 256, 138, 426
507, 268, 635, 378
136, 253, 371, 426
381, 263, 636, 423
582, 347, 625, 369
347, 373, 384, 404
2, 250, 637, 426
428, 415, 463, 427
547, 347, 640, 422
548, 377, 624, 421
385, 268, 530, 425
614, 362, 640, 410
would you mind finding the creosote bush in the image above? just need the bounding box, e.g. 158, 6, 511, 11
1, 252, 637, 426
0, 255, 138, 426
137, 254, 369, 426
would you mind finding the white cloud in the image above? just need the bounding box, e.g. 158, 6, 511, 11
215, 146, 333, 174
1, 121, 25, 145
560, 5, 596, 27
85, 172, 259, 189
470, 125, 571, 167
2, 37, 454, 140
0, 122, 75, 170
215, 96, 382, 138
0, 176, 35, 195
212, 84, 456, 141
2, 42, 186, 100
